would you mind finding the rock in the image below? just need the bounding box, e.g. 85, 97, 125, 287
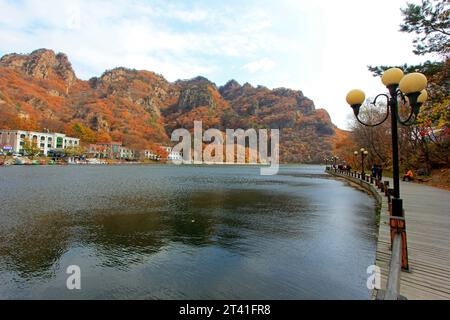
48, 89, 63, 97
89, 114, 110, 131
177, 86, 216, 111
0, 49, 76, 86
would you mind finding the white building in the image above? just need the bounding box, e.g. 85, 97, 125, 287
120, 147, 136, 160
164, 147, 183, 162
143, 147, 183, 162
143, 150, 160, 161
0, 130, 80, 156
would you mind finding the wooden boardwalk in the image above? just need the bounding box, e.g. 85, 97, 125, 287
328, 170, 450, 300
376, 178, 450, 300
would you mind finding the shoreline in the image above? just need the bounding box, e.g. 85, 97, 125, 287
325, 170, 384, 300
0, 160, 321, 167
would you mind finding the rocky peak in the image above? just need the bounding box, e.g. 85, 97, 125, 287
219, 80, 242, 99
190, 76, 210, 83
222, 79, 241, 90
0, 53, 28, 70
95, 67, 137, 85
256, 85, 269, 91
175, 76, 216, 89
101, 67, 138, 82
242, 82, 253, 90
273, 87, 302, 98
177, 83, 216, 111
54, 52, 77, 86
90, 68, 174, 108
171, 76, 220, 111
0, 49, 76, 86
92, 67, 169, 89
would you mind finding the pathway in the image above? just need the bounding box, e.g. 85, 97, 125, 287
376, 178, 450, 300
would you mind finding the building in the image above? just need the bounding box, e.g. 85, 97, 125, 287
120, 147, 137, 160
87, 144, 109, 159
143, 146, 183, 162
0, 130, 80, 156
164, 146, 183, 162
88, 142, 122, 159
88, 142, 137, 160
143, 150, 160, 161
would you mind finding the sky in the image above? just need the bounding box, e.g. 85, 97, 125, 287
0, 0, 433, 129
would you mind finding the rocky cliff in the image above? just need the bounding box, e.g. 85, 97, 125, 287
0, 49, 337, 162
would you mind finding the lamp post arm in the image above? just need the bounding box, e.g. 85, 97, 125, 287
396, 90, 419, 126
355, 94, 390, 127
398, 109, 416, 126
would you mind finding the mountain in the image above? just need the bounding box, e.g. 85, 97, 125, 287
0, 49, 337, 162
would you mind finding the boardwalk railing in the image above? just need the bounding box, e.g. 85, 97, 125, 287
326, 167, 406, 300
385, 233, 402, 300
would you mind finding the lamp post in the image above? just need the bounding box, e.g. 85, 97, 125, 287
327, 158, 332, 169
360, 148, 369, 178
332, 156, 339, 169
346, 68, 428, 271
353, 151, 358, 172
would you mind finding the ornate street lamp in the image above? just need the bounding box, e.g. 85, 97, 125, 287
353, 151, 358, 170
360, 148, 369, 178
346, 68, 428, 271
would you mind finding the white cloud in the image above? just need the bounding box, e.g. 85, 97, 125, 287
0, 0, 277, 80
0, 0, 435, 129
66, 3, 82, 30
169, 8, 209, 22
264, 0, 433, 129
243, 58, 275, 73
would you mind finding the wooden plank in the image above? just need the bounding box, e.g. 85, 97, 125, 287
329, 170, 450, 300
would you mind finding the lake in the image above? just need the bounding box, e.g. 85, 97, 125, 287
0, 165, 377, 299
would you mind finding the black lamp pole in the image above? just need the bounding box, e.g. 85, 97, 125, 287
333, 156, 339, 168
361, 152, 364, 178
360, 150, 365, 178
346, 68, 428, 272
388, 85, 401, 202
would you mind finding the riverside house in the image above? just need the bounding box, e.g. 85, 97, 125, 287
0, 129, 80, 156
164, 146, 183, 162
88, 142, 137, 160
143, 146, 183, 162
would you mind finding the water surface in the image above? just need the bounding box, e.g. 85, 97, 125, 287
0, 165, 377, 299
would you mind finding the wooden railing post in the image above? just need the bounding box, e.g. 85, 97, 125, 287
385, 233, 403, 300
390, 216, 409, 271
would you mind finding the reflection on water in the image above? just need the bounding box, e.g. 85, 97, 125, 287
0, 165, 377, 299
0, 212, 71, 278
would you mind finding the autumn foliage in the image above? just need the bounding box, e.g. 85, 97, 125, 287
0, 49, 338, 162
